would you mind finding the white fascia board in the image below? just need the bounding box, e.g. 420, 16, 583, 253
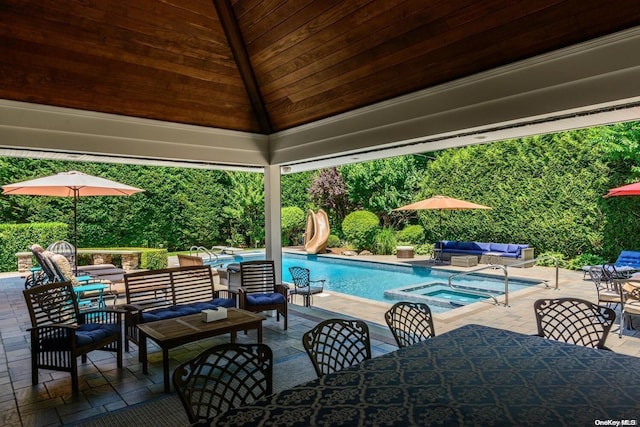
0, 100, 269, 168
270, 26, 640, 167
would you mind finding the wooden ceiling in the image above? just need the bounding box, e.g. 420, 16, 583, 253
2, 0, 640, 135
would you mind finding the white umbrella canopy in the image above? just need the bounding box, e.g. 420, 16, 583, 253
2, 170, 144, 270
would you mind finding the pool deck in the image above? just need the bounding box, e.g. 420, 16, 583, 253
302, 253, 640, 356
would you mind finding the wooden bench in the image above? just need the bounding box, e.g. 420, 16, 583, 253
122, 265, 236, 351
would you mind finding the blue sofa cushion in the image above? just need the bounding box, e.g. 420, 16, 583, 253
143, 305, 199, 322
189, 298, 236, 311
490, 243, 509, 253
615, 251, 640, 269
246, 293, 286, 306
474, 242, 491, 251
458, 241, 473, 250
443, 241, 457, 249
41, 323, 119, 350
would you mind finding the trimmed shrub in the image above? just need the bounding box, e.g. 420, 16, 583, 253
0, 222, 68, 272
375, 227, 397, 255
396, 225, 425, 244
327, 234, 341, 248
415, 243, 434, 256
566, 253, 607, 271
281, 206, 306, 246
535, 251, 567, 268
342, 210, 380, 251
138, 248, 168, 270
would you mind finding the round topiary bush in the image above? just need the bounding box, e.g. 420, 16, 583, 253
396, 225, 425, 244
342, 210, 380, 251
327, 234, 341, 248
281, 206, 306, 246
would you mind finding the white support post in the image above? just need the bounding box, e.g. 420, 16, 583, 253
264, 165, 282, 283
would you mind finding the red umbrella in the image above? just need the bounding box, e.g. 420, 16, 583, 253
604, 182, 640, 198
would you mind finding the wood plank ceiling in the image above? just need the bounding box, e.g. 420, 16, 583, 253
2, 0, 640, 135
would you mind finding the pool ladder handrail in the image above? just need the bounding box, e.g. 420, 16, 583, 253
447, 255, 560, 307
189, 246, 220, 265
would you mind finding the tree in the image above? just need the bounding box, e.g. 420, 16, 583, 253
221, 172, 265, 248
309, 167, 350, 234
341, 156, 422, 227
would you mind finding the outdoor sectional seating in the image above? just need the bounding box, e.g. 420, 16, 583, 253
122, 265, 236, 350
438, 240, 534, 266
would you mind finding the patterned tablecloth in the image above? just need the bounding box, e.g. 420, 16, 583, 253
213, 324, 640, 426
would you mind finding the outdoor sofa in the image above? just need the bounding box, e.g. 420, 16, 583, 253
122, 265, 236, 350
438, 240, 534, 266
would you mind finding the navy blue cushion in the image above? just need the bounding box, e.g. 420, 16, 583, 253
142, 305, 200, 322
189, 298, 236, 311
443, 241, 457, 249
246, 293, 286, 306
475, 242, 491, 252
458, 241, 473, 250
41, 323, 119, 350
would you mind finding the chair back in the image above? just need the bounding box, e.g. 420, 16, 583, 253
30, 244, 60, 283
23, 281, 79, 327
589, 266, 625, 305
173, 343, 273, 424
385, 301, 435, 348
533, 297, 616, 349
289, 266, 311, 288
302, 318, 371, 377
177, 254, 204, 267
240, 260, 276, 294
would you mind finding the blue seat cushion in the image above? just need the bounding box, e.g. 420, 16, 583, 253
490, 243, 509, 253
41, 323, 119, 350
246, 293, 286, 306
142, 298, 235, 322
458, 241, 474, 250
615, 251, 640, 269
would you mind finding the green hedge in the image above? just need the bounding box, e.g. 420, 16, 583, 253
0, 222, 68, 272
342, 210, 380, 251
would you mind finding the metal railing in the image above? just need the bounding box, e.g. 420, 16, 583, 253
447, 255, 560, 307
189, 246, 219, 265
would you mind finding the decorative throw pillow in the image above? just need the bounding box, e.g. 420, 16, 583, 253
50, 253, 80, 286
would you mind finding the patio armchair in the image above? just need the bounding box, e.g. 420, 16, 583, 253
302, 318, 371, 377
588, 266, 627, 310
620, 286, 640, 337
288, 266, 325, 307
385, 301, 436, 348
238, 261, 288, 329
173, 343, 273, 424
22, 281, 123, 393
533, 297, 616, 350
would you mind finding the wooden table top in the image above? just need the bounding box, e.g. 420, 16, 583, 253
137, 308, 265, 344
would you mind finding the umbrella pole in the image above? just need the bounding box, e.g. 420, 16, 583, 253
73, 189, 78, 275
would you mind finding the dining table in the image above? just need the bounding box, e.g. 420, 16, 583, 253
212, 324, 640, 426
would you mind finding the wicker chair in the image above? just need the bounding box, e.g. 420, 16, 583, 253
22, 281, 123, 392
173, 343, 273, 425
533, 297, 616, 350
288, 266, 325, 307
238, 261, 288, 329
384, 301, 435, 348
302, 318, 371, 378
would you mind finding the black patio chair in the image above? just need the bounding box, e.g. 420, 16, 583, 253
288, 266, 325, 307
302, 318, 371, 378
533, 297, 616, 350
385, 301, 436, 348
173, 343, 273, 425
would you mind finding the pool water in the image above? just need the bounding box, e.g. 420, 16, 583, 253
210, 251, 543, 313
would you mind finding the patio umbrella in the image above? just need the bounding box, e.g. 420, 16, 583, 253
394, 195, 491, 242
2, 170, 144, 271
604, 181, 640, 198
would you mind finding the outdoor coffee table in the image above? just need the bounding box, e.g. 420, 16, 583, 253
137, 308, 265, 392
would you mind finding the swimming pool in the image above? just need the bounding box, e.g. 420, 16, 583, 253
210, 251, 543, 313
